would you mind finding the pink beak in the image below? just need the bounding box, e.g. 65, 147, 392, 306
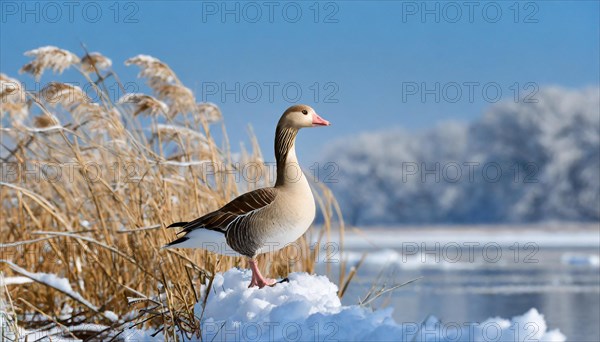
312, 113, 331, 126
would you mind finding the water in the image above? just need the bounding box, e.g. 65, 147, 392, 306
325, 245, 600, 341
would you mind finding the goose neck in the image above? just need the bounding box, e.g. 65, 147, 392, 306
274, 125, 301, 187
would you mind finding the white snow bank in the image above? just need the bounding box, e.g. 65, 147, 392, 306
561, 253, 600, 266
1, 269, 567, 341
196, 269, 565, 341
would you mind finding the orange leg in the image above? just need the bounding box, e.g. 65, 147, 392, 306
247, 259, 276, 288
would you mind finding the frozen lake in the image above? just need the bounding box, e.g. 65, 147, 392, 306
318, 226, 600, 341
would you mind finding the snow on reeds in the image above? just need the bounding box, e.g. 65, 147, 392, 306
0, 46, 347, 340
118, 93, 168, 117
80, 52, 112, 73
19, 46, 80, 80
125, 54, 179, 87
2, 260, 100, 314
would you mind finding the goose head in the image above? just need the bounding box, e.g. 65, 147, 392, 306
278, 105, 330, 129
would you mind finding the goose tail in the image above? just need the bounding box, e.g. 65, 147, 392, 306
167, 221, 188, 229
162, 228, 240, 257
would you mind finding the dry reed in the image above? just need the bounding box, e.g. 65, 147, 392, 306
0, 47, 348, 340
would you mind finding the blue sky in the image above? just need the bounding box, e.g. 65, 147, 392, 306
1, 1, 598, 164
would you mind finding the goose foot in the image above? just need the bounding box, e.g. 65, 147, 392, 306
247, 259, 277, 288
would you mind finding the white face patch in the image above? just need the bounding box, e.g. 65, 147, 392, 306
280, 105, 317, 129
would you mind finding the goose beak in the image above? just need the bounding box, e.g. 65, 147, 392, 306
312, 113, 330, 126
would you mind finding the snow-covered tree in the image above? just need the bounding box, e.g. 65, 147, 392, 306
322, 87, 600, 224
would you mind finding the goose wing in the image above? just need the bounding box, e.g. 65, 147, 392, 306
168, 187, 277, 235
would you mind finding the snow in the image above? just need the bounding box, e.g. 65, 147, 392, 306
103, 310, 119, 323
0, 275, 33, 286
125, 54, 161, 65
23, 46, 79, 64
1, 268, 567, 341
117, 93, 169, 113
561, 253, 600, 266
1, 260, 99, 312
124, 55, 176, 83
195, 269, 566, 341
83, 52, 112, 70
121, 328, 164, 341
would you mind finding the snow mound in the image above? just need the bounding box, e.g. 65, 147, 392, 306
197, 269, 566, 341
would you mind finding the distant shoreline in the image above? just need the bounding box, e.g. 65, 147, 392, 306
343, 222, 600, 232
318, 223, 600, 249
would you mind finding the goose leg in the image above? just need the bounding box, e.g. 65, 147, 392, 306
247, 259, 276, 288
248, 266, 258, 288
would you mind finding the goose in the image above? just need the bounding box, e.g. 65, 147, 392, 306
164, 105, 330, 288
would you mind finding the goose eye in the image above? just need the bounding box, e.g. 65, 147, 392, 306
302, 110, 308, 115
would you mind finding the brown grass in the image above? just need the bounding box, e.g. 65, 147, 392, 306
0, 47, 348, 340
